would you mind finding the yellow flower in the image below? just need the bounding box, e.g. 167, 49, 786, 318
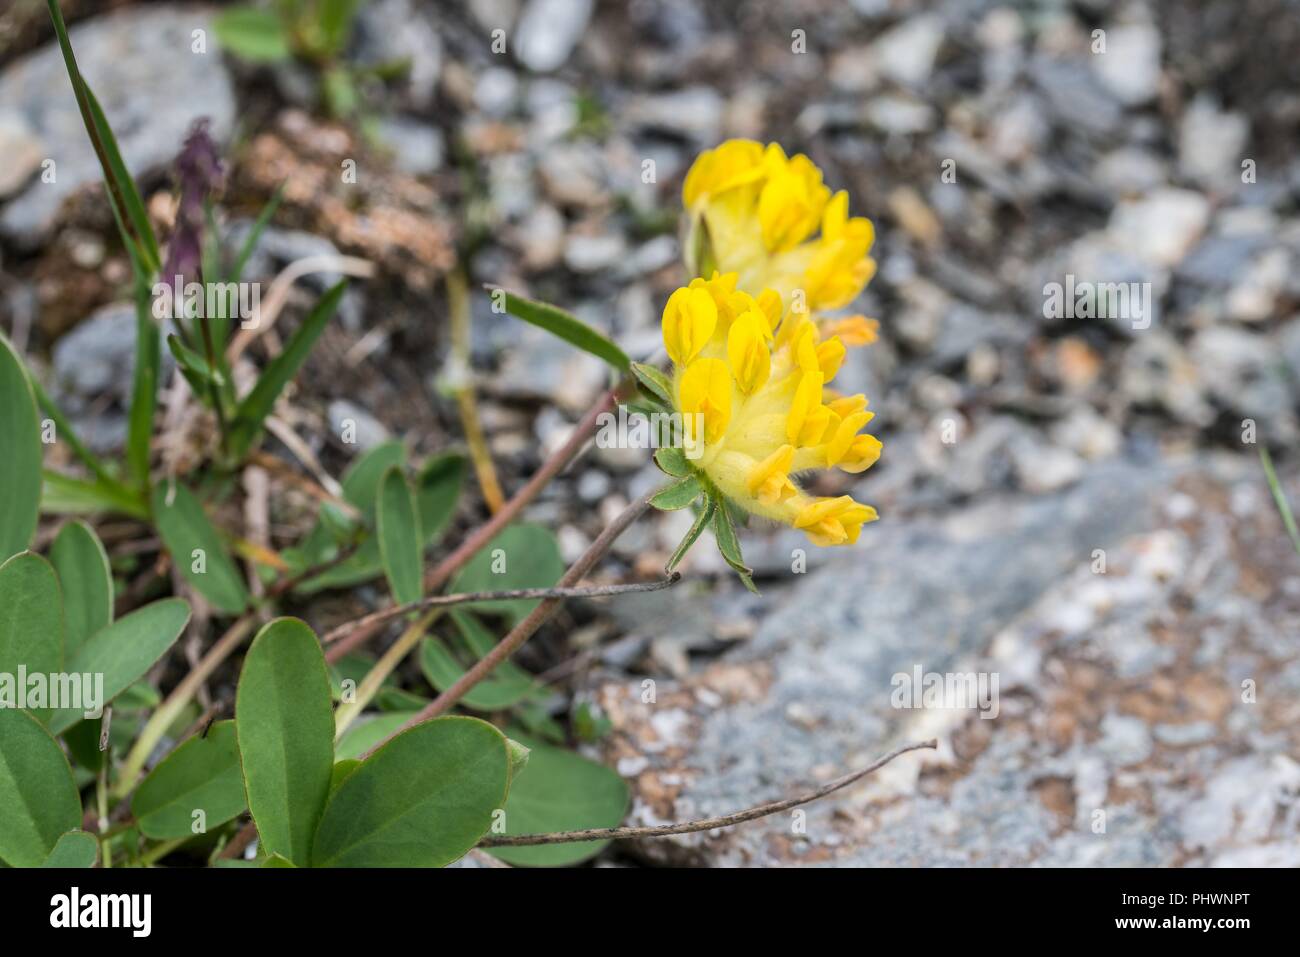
683, 139, 877, 313
659, 274, 882, 548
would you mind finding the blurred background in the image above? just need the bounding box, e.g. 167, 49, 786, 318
2, 0, 1298, 866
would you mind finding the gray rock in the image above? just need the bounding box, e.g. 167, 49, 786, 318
328, 400, 391, 453
622, 88, 723, 144
353, 0, 443, 108
1179, 96, 1249, 191
53, 303, 174, 402
375, 117, 445, 176
1091, 22, 1161, 106
1108, 189, 1211, 269
0, 112, 45, 199
0, 6, 236, 244
564, 232, 626, 273
512, 0, 594, 73
872, 15, 946, 88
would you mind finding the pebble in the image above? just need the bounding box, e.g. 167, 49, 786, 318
1091, 22, 1161, 105
873, 15, 946, 87
1107, 188, 1211, 268
328, 400, 392, 453
0, 6, 235, 244
513, 0, 594, 72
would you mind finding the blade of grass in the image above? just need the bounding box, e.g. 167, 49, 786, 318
1260, 446, 1300, 558
229, 281, 346, 458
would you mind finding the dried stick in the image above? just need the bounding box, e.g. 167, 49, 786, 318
479, 739, 938, 846
367, 490, 655, 755
319, 576, 680, 647
324, 381, 629, 664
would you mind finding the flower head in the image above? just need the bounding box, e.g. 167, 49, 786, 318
683, 139, 877, 313
660, 269, 882, 547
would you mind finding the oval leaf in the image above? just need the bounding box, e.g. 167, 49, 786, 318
312, 716, 509, 868
48, 597, 191, 734
0, 709, 81, 867
131, 721, 246, 839
377, 466, 422, 605
152, 481, 250, 615
488, 732, 630, 867
41, 830, 99, 868
236, 618, 335, 866
0, 553, 63, 724
49, 521, 113, 658
212, 8, 292, 62
0, 335, 41, 561
416, 452, 465, 547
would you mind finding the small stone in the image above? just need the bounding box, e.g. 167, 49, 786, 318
512, 0, 594, 72
1011, 437, 1085, 493
516, 203, 566, 271
1108, 189, 1210, 268
1225, 247, 1289, 322
0, 112, 44, 198
328, 400, 391, 453
474, 66, 519, 117
375, 117, 445, 176
1091, 22, 1161, 105
873, 15, 945, 87
564, 232, 626, 273
622, 88, 724, 144
576, 470, 611, 503
1179, 96, 1249, 190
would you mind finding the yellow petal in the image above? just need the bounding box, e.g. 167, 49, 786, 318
816, 336, 846, 382
825, 411, 872, 467
679, 357, 732, 445
727, 312, 772, 395
662, 286, 718, 366
786, 370, 824, 445
745, 445, 797, 505
821, 315, 879, 348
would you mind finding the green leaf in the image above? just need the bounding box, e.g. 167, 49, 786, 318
212, 6, 293, 61
48, 597, 191, 735
262, 853, 297, 868
0, 709, 81, 867
654, 445, 689, 478
49, 521, 112, 659
151, 481, 249, 615
415, 452, 465, 546
311, 716, 509, 867
231, 187, 284, 284
230, 282, 346, 458
125, 288, 159, 488
0, 552, 63, 725
488, 732, 629, 867
329, 759, 361, 795
498, 289, 630, 372
419, 615, 538, 712
0, 334, 42, 561
631, 361, 673, 406
448, 524, 564, 627
377, 466, 422, 605
41, 470, 149, 520
45, 0, 160, 273
650, 475, 703, 510
40, 830, 98, 868
668, 497, 716, 572
235, 618, 336, 867
131, 721, 246, 840
712, 500, 759, 594
334, 712, 416, 761
27, 374, 123, 493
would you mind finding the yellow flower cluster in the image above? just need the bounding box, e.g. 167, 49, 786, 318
663, 272, 881, 545
683, 139, 877, 313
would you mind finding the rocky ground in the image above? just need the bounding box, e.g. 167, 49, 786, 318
2, 0, 1298, 865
